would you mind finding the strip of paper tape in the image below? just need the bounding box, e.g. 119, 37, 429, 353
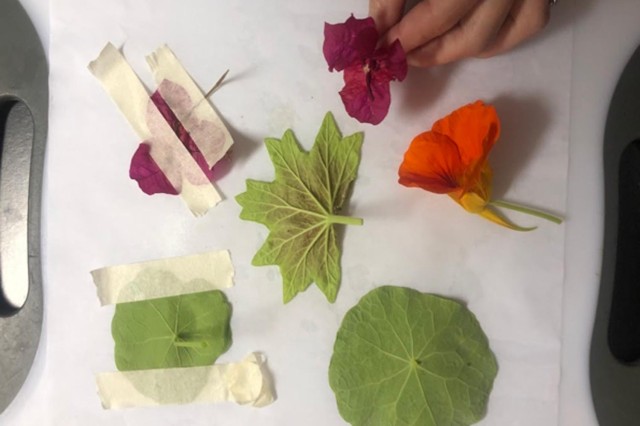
96, 352, 276, 409
146, 45, 233, 167
88, 43, 220, 216
90, 250, 233, 305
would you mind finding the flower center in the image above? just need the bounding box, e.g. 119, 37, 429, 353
362, 58, 380, 100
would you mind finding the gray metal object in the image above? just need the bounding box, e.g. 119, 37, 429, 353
0, 0, 48, 415
591, 44, 640, 425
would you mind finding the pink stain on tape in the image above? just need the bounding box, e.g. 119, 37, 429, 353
130, 80, 231, 196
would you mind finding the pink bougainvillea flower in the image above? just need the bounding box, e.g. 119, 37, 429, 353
398, 100, 563, 230
129, 80, 231, 196
323, 15, 407, 125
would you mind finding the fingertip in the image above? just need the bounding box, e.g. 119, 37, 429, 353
381, 26, 401, 47
368, 3, 385, 33
406, 36, 466, 68
479, 0, 551, 58
475, 50, 495, 59
528, 3, 551, 34
369, 0, 406, 36
406, 47, 438, 68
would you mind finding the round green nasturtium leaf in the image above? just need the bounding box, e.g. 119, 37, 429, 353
112, 290, 232, 371
329, 286, 498, 426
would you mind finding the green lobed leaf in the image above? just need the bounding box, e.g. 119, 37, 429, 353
112, 290, 232, 371
329, 286, 498, 426
235, 112, 363, 303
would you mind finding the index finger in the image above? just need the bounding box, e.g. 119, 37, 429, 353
385, 0, 480, 52
369, 0, 407, 34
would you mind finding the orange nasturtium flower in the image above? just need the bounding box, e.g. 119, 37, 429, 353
398, 100, 562, 231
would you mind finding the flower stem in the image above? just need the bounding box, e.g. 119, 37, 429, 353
326, 214, 364, 226
490, 200, 563, 225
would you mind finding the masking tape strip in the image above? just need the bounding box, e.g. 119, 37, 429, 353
96, 353, 276, 409
91, 250, 233, 305
148, 91, 213, 178
146, 45, 233, 167
88, 43, 220, 216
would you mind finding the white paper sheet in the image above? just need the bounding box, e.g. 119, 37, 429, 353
3, 0, 573, 425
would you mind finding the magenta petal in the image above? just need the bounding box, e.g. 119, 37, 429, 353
374, 40, 408, 82
323, 15, 378, 72
209, 151, 233, 181
129, 143, 179, 195
339, 64, 391, 125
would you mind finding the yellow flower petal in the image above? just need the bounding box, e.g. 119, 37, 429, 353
478, 206, 536, 232
456, 192, 488, 214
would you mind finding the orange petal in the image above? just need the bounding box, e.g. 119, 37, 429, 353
432, 100, 500, 168
450, 162, 492, 207
463, 162, 493, 199
398, 131, 465, 194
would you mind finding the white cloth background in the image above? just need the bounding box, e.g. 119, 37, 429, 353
4, 0, 574, 424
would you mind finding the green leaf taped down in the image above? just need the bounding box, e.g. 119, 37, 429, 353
112, 290, 232, 371
236, 112, 363, 303
329, 286, 498, 426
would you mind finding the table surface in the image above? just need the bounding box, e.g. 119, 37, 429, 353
561, 1, 640, 425
7, 0, 640, 425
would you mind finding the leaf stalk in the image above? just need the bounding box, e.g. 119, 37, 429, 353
326, 214, 363, 226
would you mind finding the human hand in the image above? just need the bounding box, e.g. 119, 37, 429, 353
369, 0, 551, 67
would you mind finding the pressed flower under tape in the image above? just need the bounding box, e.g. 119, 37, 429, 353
130, 80, 231, 195
323, 15, 407, 125
398, 101, 563, 230
89, 43, 233, 216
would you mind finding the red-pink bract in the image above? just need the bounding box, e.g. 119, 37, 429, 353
323, 15, 407, 125
339, 63, 389, 126
339, 40, 407, 125
323, 15, 378, 72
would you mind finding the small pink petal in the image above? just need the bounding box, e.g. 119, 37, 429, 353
156, 79, 194, 118
339, 63, 391, 125
323, 15, 378, 72
129, 143, 178, 195
209, 151, 233, 181
186, 117, 226, 160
